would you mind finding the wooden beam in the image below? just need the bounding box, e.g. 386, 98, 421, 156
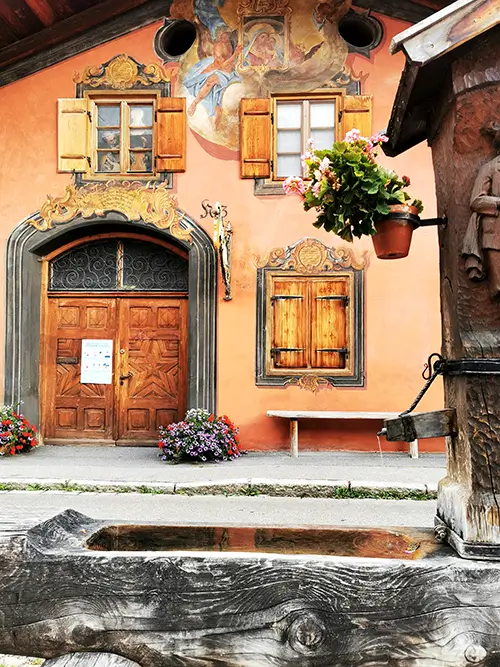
390, 0, 500, 63
0, 0, 173, 87
2, 511, 500, 666
0, 0, 155, 69
0, 0, 45, 40
383, 409, 457, 441
23, 0, 64, 27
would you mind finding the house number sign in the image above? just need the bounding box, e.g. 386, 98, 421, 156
81, 339, 113, 384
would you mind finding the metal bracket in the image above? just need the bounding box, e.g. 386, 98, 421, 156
386, 212, 448, 229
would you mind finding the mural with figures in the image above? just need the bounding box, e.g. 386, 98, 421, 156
170, 0, 352, 150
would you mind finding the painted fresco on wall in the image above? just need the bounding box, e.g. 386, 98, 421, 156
170, 0, 351, 151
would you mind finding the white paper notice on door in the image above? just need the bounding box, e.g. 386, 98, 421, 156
81, 339, 113, 384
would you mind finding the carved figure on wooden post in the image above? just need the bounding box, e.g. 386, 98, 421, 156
463, 123, 500, 297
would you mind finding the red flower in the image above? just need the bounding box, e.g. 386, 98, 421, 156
402, 175, 411, 186
10, 447, 15, 455
16, 445, 22, 450
208, 414, 215, 422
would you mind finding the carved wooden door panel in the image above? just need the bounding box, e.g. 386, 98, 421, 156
43, 297, 117, 442
117, 298, 188, 443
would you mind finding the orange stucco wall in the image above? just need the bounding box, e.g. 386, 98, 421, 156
0, 13, 444, 452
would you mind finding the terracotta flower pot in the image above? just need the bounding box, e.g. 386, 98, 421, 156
372, 204, 419, 260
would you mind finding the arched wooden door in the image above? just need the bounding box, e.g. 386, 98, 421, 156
40, 233, 188, 445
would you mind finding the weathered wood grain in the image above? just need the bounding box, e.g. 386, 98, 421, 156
44, 653, 141, 667
1, 510, 500, 666
384, 409, 457, 441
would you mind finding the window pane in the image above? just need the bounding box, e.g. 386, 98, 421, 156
276, 154, 301, 178
310, 128, 335, 150
97, 105, 120, 127
310, 102, 336, 128
97, 151, 121, 173
130, 128, 153, 149
277, 103, 301, 129
277, 130, 301, 153
129, 151, 153, 172
129, 104, 153, 127
98, 129, 120, 149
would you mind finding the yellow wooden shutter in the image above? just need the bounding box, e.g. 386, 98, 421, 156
240, 98, 272, 179
156, 97, 186, 172
343, 95, 373, 138
57, 98, 90, 173
311, 278, 349, 369
270, 277, 308, 369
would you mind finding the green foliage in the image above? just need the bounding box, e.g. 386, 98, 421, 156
284, 131, 424, 243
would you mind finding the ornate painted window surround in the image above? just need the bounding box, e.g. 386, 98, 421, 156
72, 54, 173, 187
5, 192, 217, 428
255, 238, 365, 388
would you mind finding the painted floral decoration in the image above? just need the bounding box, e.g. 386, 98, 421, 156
0, 405, 38, 457
283, 130, 423, 242
158, 409, 244, 464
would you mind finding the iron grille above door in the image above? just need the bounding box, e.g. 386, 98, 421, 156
49, 239, 188, 292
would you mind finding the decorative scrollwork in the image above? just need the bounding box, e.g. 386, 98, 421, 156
285, 375, 332, 393
255, 237, 366, 273
74, 54, 169, 89
201, 200, 232, 300
34, 181, 190, 242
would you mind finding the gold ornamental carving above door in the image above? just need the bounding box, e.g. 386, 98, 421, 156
32, 181, 190, 242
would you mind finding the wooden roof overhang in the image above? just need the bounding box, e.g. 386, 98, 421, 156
384, 0, 500, 156
0, 0, 454, 88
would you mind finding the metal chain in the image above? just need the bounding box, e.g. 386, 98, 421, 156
399, 353, 445, 417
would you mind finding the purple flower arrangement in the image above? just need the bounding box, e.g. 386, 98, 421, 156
0, 404, 38, 457
158, 408, 244, 464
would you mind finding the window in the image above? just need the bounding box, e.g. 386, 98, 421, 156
94, 99, 154, 175
57, 95, 186, 179
275, 97, 338, 179
240, 93, 372, 186
255, 238, 364, 387
268, 274, 350, 374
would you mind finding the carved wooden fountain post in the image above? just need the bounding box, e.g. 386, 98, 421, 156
384, 5, 500, 558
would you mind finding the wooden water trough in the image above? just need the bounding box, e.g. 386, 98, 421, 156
1, 509, 500, 667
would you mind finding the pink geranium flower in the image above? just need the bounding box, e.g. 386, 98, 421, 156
283, 176, 306, 197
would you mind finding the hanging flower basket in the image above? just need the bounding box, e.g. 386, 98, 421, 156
283, 130, 423, 260
372, 204, 420, 259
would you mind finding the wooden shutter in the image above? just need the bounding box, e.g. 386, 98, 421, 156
240, 98, 272, 179
156, 97, 186, 172
270, 278, 308, 369
311, 278, 349, 369
343, 95, 373, 138
57, 98, 90, 173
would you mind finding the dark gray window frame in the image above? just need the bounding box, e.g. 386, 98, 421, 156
255, 239, 365, 387
5, 211, 217, 427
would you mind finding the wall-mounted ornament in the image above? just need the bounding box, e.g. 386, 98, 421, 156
255, 237, 367, 272
462, 123, 500, 299
33, 181, 190, 241
201, 200, 233, 300
73, 54, 169, 90
285, 374, 332, 393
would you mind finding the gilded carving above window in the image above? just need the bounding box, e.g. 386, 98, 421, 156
255, 237, 366, 273
73, 54, 170, 90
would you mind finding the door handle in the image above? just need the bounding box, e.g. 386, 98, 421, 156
119, 371, 133, 380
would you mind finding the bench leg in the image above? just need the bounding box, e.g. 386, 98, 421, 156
290, 419, 299, 458
408, 439, 419, 459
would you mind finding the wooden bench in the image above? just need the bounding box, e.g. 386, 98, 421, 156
267, 410, 419, 459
